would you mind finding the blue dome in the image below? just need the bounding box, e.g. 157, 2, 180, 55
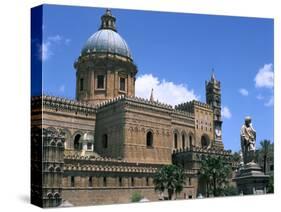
82, 29, 132, 59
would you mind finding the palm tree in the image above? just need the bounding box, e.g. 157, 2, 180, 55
199, 155, 231, 197
259, 140, 272, 174
153, 165, 186, 200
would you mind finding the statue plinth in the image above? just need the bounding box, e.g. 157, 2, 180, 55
233, 162, 269, 195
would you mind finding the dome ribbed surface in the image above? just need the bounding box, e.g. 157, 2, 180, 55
82, 29, 132, 59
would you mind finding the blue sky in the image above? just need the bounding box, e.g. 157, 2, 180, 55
40, 4, 274, 152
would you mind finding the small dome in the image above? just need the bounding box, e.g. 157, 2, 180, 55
82, 29, 132, 59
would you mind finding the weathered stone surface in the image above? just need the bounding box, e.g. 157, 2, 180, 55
234, 162, 269, 195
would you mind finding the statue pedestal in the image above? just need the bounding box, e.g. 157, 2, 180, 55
234, 162, 269, 195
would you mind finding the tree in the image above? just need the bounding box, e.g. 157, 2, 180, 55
267, 175, 274, 193
199, 155, 232, 197
259, 140, 272, 174
153, 164, 186, 200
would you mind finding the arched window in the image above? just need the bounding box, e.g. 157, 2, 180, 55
57, 141, 63, 147
102, 134, 108, 148
103, 177, 107, 187
71, 176, 75, 187
131, 177, 135, 187
88, 176, 93, 187
119, 77, 126, 91
119, 177, 122, 187
74, 134, 81, 151
48, 166, 54, 172
146, 131, 153, 147
174, 133, 178, 149
54, 193, 60, 206
182, 134, 185, 149
47, 192, 53, 199
55, 166, 61, 172
201, 135, 210, 148
80, 78, 84, 91
97, 75, 105, 89
189, 135, 193, 147
146, 177, 149, 186
54, 193, 60, 199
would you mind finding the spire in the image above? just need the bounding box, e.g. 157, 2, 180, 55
99, 9, 117, 32
150, 88, 154, 102
211, 68, 216, 82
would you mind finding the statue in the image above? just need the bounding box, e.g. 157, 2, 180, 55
240, 116, 256, 164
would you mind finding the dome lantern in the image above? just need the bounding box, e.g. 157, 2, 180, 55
99, 9, 117, 32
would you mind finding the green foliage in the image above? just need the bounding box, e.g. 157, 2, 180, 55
257, 140, 273, 174
232, 152, 241, 163
199, 155, 232, 197
267, 175, 274, 193
153, 164, 186, 200
222, 185, 239, 196
130, 192, 142, 202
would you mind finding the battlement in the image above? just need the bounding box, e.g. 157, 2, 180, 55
172, 146, 232, 156
191, 100, 212, 109
64, 163, 158, 174
95, 95, 174, 111
32, 95, 97, 116
175, 100, 212, 113
172, 109, 195, 119
63, 154, 163, 174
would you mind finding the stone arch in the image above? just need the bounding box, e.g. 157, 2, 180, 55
188, 132, 195, 148
50, 140, 56, 146
201, 134, 210, 149
55, 166, 61, 172
60, 128, 71, 149
48, 165, 54, 172
173, 129, 180, 149
146, 130, 153, 148
54, 192, 60, 198
72, 131, 84, 151
47, 192, 53, 199
57, 141, 63, 147
181, 130, 187, 149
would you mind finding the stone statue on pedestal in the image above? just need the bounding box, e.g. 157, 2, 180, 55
234, 116, 269, 195
240, 116, 256, 164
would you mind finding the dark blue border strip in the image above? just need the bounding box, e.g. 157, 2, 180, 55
31, 5, 43, 96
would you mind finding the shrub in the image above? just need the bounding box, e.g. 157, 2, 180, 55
131, 192, 142, 202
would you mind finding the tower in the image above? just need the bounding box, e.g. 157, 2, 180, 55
74, 9, 137, 105
205, 71, 224, 149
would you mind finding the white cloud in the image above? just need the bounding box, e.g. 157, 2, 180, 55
41, 41, 52, 61
239, 88, 249, 96
48, 35, 62, 42
135, 74, 199, 106
40, 34, 70, 61
221, 106, 232, 119
264, 96, 274, 107
255, 63, 274, 89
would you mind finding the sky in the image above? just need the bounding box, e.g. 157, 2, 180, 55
38, 4, 274, 152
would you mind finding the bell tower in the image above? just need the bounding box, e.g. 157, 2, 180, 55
205, 71, 224, 149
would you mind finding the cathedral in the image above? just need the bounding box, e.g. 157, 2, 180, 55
31, 9, 232, 207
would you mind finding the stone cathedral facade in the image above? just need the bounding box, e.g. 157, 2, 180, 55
31, 9, 232, 207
